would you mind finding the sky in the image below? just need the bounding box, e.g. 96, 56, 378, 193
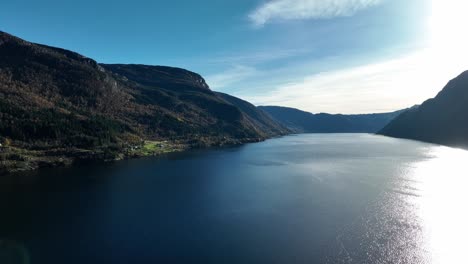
2, 0, 468, 114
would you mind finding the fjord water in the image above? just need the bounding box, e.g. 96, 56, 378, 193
1, 134, 467, 264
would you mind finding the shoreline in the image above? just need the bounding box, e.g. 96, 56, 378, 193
0, 136, 276, 176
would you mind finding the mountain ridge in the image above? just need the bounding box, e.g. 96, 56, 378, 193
259, 106, 406, 133
0, 31, 289, 173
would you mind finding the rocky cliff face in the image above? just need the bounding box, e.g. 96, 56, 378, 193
102, 64, 211, 91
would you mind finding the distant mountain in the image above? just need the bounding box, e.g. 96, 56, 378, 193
0, 31, 287, 173
259, 106, 405, 133
379, 71, 468, 148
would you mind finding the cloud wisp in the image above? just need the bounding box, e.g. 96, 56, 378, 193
205, 65, 259, 90
206, 48, 309, 66
249, 0, 383, 27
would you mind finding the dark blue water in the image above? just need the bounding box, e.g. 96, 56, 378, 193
1, 134, 467, 263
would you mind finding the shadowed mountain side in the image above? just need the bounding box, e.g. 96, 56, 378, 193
259, 106, 405, 133
379, 71, 468, 148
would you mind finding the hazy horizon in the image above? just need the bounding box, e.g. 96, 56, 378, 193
2, 0, 468, 114
2, 2, 468, 263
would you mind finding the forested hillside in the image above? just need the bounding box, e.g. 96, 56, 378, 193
0, 31, 288, 173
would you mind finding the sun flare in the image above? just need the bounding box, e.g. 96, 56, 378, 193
428, 0, 468, 69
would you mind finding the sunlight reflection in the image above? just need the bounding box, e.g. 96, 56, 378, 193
412, 146, 468, 263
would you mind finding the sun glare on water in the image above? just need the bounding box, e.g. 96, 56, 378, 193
411, 146, 468, 263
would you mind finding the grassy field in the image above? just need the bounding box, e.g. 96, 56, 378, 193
129, 140, 185, 157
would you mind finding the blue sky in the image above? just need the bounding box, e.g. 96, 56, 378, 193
2, 0, 468, 113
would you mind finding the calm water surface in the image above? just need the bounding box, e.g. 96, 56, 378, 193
1, 134, 467, 263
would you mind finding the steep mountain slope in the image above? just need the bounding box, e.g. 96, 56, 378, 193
0, 31, 286, 173
99, 63, 265, 141
379, 71, 468, 148
259, 106, 404, 133
215, 92, 290, 137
